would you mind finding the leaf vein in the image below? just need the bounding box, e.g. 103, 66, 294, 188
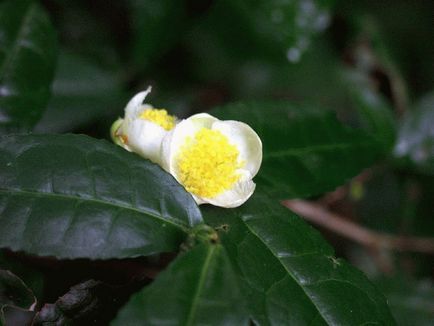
0, 188, 188, 231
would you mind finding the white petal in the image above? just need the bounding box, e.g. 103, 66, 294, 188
212, 120, 262, 177
188, 113, 218, 128
160, 112, 261, 208
124, 87, 152, 118
161, 120, 195, 173
124, 119, 167, 165
202, 171, 256, 208
160, 128, 175, 172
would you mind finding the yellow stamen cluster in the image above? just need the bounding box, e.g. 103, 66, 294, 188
177, 128, 244, 198
140, 109, 176, 130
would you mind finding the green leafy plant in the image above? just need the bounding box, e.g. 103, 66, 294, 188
1, 0, 433, 325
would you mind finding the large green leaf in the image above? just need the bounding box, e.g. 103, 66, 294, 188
212, 102, 381, 199
0, 0, 57, 132
202, 191, 395, 325
0, 134, 202, 259
113, 243, 248, 325
34, 52, 125, 133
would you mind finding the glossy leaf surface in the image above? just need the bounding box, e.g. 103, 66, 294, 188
202, 191, 395, 325
0, 134, 202, 259
0, 0, 57, 132
212, 102, 381, 199
113, 243, 248, 326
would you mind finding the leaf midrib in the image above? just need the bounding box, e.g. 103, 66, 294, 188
263, 139, 375, 159
0, 187, 188, 231
241, 220, 330, 325
184, 245, 217, 326
0, 2, 36, 82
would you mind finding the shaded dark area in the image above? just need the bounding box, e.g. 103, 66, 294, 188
1, 0, 433, 324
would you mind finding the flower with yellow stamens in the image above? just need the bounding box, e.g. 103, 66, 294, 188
161, 113, 262, 208
111, 87, 177, 165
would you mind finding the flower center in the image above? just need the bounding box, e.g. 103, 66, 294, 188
140, 109, 176, 130
176, 128, 244, 198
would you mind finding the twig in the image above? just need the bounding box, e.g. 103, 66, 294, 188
282, 199, 434, 255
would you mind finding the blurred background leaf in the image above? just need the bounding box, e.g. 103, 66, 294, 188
188, 0, 335, 64
342, 70, 396, 151
128, 0, 189, 72
374, 276, 434, 326
0, 0, 57, 133
394, 92, 434, 175
34, 51, 126, 134
212, 101, 382, 198
0, 0, 432, 324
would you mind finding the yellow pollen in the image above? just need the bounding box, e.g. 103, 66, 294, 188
139, 109, 176, 130
176, 128, 244, 198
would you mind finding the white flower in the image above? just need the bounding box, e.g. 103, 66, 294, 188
111, 87, 176, 165
161, 113, 262, 208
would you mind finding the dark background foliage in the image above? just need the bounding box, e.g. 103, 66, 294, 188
0, 0, 433, 324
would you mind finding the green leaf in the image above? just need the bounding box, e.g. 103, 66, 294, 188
34, 52, 125, 133
394, 92, 434, 175
0, 134, 202, 259
202, 191, 395, 325
212, 101, 381, 199
0, 0, 57, 132
113, 243, 248, 326
0, 270, 35, 310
